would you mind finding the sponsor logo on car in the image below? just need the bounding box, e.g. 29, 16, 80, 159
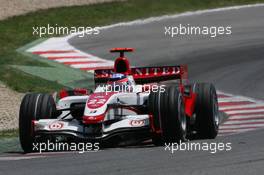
48, 122, 64, 130
130, 120, 145, 126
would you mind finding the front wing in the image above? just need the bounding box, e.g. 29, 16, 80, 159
34, 115, 150, 141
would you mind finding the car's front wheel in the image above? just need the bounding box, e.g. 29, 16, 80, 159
19, 93, 57, 153
149, 86, 187, 145
193, 83, 219, 139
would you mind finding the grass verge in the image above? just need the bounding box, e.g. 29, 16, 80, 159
0, 129, 18, 139
0, 130, 20, 153
0, 0, 264, 93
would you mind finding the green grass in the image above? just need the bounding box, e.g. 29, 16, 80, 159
0, 67, 64, 92
0, 0, 264, 93
0, 130, 20, 153
0, 129, 18, 139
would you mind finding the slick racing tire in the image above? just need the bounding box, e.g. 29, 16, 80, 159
149, 86, 187, 145
148, 87, 163, 146
19, 93, 57, 153
193, 83, 219, 139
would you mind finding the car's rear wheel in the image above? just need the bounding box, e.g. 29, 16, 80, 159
193, 83, 219, 139
19, 93, 57, 153
149, 86, 187, 145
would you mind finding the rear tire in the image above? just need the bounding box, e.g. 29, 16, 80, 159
149, 86, 187, 145
194, 83, 219, 139
19, 93, 57, 153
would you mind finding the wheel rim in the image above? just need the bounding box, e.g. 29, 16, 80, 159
213, 93, 219, 126
178, 95, 187, 132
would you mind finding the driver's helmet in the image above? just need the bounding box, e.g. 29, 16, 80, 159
107, 73, 132, 92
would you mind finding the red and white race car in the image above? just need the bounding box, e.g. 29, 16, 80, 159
19, 48, 219, 152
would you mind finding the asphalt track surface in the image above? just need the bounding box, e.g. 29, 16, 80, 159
1, 5, 264, 175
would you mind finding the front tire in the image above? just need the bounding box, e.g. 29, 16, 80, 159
149, 86, 187, 145
194, 83, 219, 139
19, 93, 57, 153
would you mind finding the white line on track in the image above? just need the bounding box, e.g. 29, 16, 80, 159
224, 109, 264, 115
218, 97, 255, 103
218, 128, 256, 134
55, 58, 96, 62
219, 103, 264, 111
223, 119, 264, 125
70, 62, 113, 69
37, 53, 82, 57
227, 114, 264, 120
0, 156, 45, 161
220, 123, 264, 129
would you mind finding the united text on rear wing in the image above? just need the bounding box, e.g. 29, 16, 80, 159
94, 65, 188, 84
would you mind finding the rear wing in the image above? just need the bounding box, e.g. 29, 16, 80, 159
94, 65, 188, 84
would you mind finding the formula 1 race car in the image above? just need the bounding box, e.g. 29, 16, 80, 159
19, 48, 219, 152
